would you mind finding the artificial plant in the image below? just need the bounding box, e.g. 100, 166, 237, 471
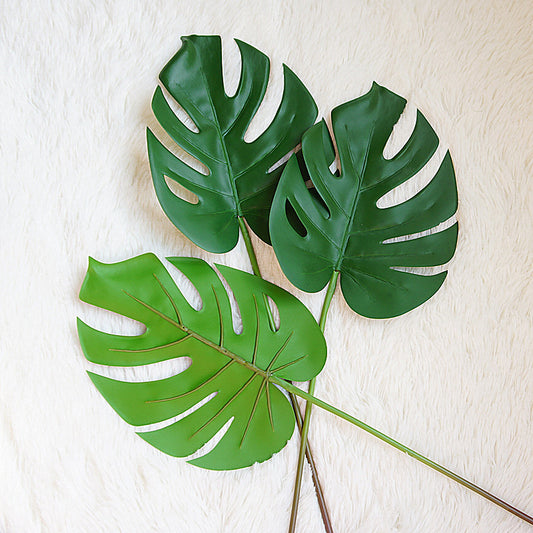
78, 254, 326, 469
146, 34, 317, 252
146, 34, 333, 530
77, 35, 533, 531
269, 82, 458, 530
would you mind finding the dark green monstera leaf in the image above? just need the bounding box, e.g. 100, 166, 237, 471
77, 253, 326, 470
147, 35, 318, 253
270, 83, 458, 319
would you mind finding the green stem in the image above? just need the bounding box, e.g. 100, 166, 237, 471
318, 272, 339, 331
238, 216, 261, 278
289, 271, 339, 533
289, 392, 333, 533
237, 216, 334, 533
273, 377, 533, 526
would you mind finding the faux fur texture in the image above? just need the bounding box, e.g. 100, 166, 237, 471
1, 1, 532, 532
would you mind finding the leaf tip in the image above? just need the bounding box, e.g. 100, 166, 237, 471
212, 262, 232, 277
85, 370, 99, 384
79, 257, 100, 301
87, 256, 102, 274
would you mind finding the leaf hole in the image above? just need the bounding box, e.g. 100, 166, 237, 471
267, 145, 300, 174
391, 264, 449, 276
163, 260, 203, 312
135, 392, 218, 432
214, 267, 243, 335
163, 175, 199, 205
149, 106, 208, 176
243, 62, 284, 143
285, 199, 307, 238
382, 215, 457, 244
185, 417, 234, 463
158, 84, 199, 133
382, 99, 417, 160
295, 149, 312, 182
377, 144, 448, 209
86, 357, 192, 383
308, 187, 331, 220
323, 116, 341, 176
221, 37, 241, 98
79, 307, 146, 337
264, 295, 280, 332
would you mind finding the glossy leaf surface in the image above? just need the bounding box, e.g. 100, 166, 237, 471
78, 254, 326, 470
147, 35, 318, 252
270, 83, 458, 318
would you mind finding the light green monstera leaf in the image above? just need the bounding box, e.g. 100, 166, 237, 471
270, 83, 458, 319
77, 253, 326, 470
147, 35, 318, 253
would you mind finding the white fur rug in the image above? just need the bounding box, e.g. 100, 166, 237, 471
1, 1, 532, 532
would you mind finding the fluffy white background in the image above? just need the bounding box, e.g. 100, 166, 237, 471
1, 1, 532, 532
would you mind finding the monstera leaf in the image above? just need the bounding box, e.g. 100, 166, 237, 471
77, 254, 326, 470
270, 83, 458, 318
147, 35, 318, 252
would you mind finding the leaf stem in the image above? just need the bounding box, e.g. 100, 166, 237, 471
289, 391, 333, 533
129, 264, 532, 526
272, 376, 533, 526
289, 271, 339, 533
238, 216, 262, 278
237, 216, 334, 533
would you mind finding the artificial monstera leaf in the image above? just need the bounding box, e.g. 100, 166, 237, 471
147, 35, 318, 252
77, 254, 326, 470
270, 83, 458, 319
